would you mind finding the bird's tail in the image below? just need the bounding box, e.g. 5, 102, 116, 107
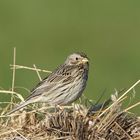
6, 100, 31, 115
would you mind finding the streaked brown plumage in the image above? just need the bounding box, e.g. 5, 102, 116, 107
7, 52, 89, 115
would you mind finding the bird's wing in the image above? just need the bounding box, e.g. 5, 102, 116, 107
25, 65, 75, 101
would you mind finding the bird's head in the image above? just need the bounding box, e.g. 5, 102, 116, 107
65, 52, 89, 66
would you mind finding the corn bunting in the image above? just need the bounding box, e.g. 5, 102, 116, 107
7, 52, 89, 114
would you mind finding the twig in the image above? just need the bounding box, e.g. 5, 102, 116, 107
98, 80, 140, 117
33, 64, 42, 81
115, 121, 132, 139
116, 80, 140, 103
11, 127, 29, 140
0, 90, 24, 101
10, 64, 52, 73
124, 101, 140, 112
11, 48, 16, 102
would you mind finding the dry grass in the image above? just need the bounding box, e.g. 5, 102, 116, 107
0, 48, 140, 140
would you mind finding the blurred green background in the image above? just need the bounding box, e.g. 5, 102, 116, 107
0, 1, 140, 114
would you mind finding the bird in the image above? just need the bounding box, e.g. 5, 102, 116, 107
7, 52, 89, 115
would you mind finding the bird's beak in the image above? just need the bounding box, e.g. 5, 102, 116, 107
81, 58, 89, 64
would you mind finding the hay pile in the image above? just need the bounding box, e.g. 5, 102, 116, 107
0, 88, 140, 140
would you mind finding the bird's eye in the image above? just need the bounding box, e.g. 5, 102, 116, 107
76, 57, 78, 60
